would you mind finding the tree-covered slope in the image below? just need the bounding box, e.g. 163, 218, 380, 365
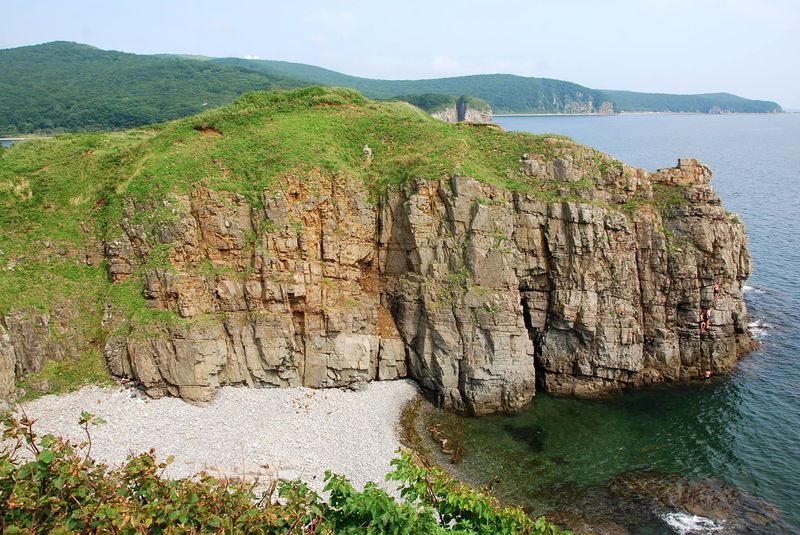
388, 93, 491, 114
215, 58, 611, 114
0, 41, 783, 136
602, 90, 781, 113
0, 42, 305, 135
213, 57, 782, 114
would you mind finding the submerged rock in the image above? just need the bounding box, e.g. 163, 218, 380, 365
504, 425, 546, 452
608, 472, 790, 534
539, 471, 790, 534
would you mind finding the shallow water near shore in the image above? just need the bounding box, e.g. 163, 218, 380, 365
433, 114, 800, 533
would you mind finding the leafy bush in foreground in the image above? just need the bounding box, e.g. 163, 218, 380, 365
1, 412, 568, 534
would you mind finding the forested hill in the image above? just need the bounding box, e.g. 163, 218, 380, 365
0, 42, 304, 134
215, 57, 782, 115
0, 42, 783, 135
601, 90, 781, 114
215, 58, 613, 114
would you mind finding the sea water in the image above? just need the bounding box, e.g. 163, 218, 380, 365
432, 114, 800, 533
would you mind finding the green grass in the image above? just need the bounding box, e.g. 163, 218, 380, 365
16, 347, 111, 402
95, 86, 591, 211
651, 182, 688, 211
0, 131, 147, 319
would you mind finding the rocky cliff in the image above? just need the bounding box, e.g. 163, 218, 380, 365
431, 107, 493, 124
431, 96, 493, 124
98, 158, 753, 414
0, 88, 755, 413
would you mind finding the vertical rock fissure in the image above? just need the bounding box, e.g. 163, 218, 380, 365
318, 211, 325, 260
537, 217, 556, 391
632, 220, 649, 369
294, 308, 308, 385
520, 292, 546, 389
694, 246, 714, 374
453, 308, 471, 413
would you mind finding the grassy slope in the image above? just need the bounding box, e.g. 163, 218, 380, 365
97, 87, 589, 207
389, 93, 459, 113
0, 42, 306, 135
0, 129, 155, 395
0, 86, 671, 396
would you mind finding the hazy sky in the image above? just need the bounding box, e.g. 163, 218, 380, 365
3, 0, 798, 109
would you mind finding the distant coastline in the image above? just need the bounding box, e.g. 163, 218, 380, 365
494, 111, 787, 117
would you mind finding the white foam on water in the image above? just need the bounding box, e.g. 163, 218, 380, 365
662, 512, 725, 534
748, 318, 773, 339
743, 285, 765, 295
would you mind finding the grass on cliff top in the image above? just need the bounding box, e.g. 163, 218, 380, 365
111, 86, 576, 207
0, 131, 149, 318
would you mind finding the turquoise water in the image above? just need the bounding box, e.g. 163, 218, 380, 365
443, 114, 800, 533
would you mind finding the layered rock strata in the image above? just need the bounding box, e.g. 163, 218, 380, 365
0, 157, 755, 414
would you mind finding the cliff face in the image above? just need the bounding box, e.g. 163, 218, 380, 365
0, 90, 755, 413
83, 158, 752, 414
1, 304, 90, 406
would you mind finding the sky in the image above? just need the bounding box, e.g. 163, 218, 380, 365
3, 0, 799, 109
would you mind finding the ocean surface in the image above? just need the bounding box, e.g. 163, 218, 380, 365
430, 114, 800, 533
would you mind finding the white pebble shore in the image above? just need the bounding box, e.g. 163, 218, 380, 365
14, 380, 420, 494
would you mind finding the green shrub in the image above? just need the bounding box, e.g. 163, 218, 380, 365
1, 412, 569, 534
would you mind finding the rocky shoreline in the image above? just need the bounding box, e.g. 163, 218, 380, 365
12, 380, 420, 494
404, 395, 792, 534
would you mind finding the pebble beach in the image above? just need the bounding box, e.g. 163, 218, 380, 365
13, 380, 420, 494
